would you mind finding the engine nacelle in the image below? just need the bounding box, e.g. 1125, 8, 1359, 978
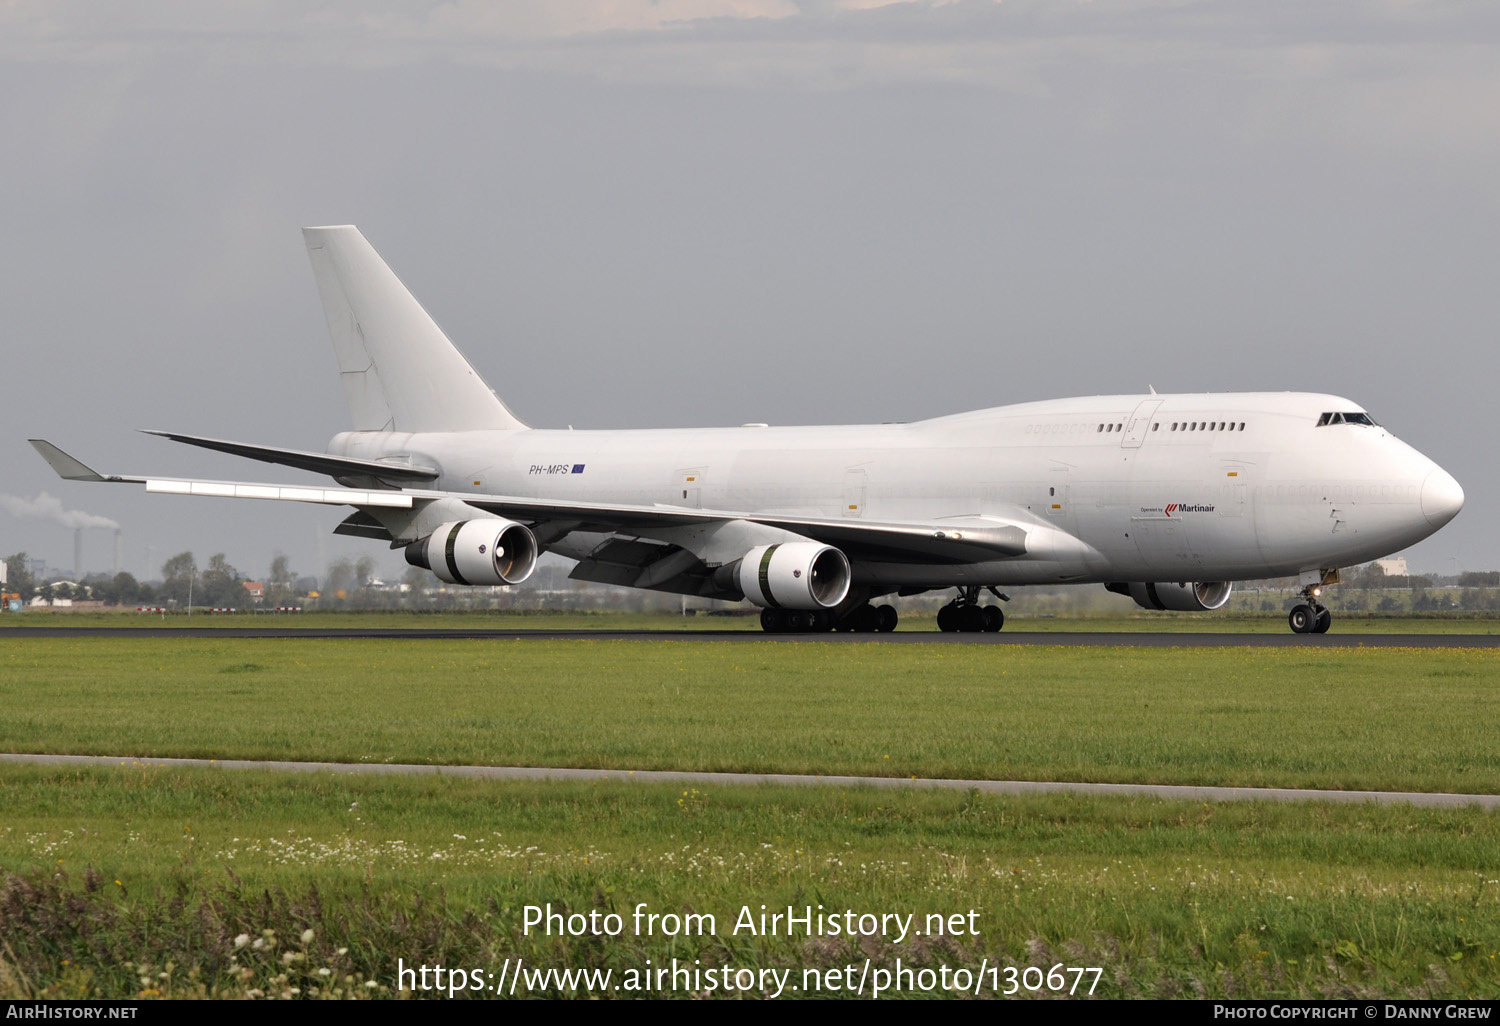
1109, 581, 1233, 612
406, 520, 538, 586
736, 542, 851, 611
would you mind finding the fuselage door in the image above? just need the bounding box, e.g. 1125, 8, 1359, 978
1047, 465, 1069, 517
1219, 463, 1247, 518
675, 468, 704, 508
1120, 399, 1164, 449
843, 468, 867, 518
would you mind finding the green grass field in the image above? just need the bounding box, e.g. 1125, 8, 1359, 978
1, 765, 1498, 999
1, 637, 1496, 792
1, 634, 1498, 999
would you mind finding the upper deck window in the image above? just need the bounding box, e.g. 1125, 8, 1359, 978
1316, 411, 1377, 427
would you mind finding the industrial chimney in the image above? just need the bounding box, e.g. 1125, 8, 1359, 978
114, 529, 123, 575
74, 528, 83, 581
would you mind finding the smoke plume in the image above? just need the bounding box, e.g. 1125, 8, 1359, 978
0, 492, 120, 530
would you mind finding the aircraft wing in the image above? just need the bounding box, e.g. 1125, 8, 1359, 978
140, 430, 439, 483
28, 440, 416, 509
29, 440, 1039, 564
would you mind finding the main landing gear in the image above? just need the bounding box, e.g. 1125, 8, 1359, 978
937, 586, 1006, 633
1288, 584, 1333, 635
760, 603, 897, 634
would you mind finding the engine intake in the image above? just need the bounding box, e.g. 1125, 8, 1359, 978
1108, 581, 1233, 612
406, 520, 538, 586
736, 542, 851, 610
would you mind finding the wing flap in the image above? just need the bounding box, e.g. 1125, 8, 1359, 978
145, 478, 413, 508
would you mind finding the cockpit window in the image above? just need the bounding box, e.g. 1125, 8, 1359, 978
1317, 411, 1377, 427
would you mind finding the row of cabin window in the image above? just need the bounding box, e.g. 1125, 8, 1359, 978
1168, 421, 1245, 432
1094, 420, 1248, 434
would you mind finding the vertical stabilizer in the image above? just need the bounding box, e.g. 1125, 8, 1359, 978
302, 226, 527, 432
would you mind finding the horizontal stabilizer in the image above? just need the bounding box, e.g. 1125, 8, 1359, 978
141, 430, 438, 484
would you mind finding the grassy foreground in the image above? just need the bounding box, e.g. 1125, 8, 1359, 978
1, 765, 1498, 999
1, 637, 1497, 792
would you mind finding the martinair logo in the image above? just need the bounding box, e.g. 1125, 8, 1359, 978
1163, 503, 1215, 517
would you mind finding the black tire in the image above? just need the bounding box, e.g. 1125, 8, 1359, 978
982, 605, 1004, 632
959, 605, 986, 632
875, 604, 898, 632
1288, 604, 1316, 634
1313, 606, 1332, 634
786, 610, 811, 632
760, 608, 785, 633
937, 604, 959, 632
853, 604, 880, 633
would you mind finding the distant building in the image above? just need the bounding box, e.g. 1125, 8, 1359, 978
242, 581, 265, 601
1375, 557, 1409, 576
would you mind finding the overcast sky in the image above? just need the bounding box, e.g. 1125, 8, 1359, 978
2, 0, 1494, 584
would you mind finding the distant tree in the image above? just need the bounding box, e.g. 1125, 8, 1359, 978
1459, 571, 1500, 588
267, 554, 296, 605
200, 553, 242, 607
1351, 563, 1387, 591
160, 552, 197, 606
107, 572, 141, 607
325, 558, 356, 601
2, 552, 37, 603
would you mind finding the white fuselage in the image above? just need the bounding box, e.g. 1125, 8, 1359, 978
328, 391, 1462, 589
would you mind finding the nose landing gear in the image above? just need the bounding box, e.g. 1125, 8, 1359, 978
1288, 578, 1334, 634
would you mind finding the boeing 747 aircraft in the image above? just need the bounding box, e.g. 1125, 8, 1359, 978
31, 227, 1465, 634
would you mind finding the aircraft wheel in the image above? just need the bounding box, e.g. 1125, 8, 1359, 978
760, 608, 786, 633
785, 610, 811, 632
983, 605, 1004, 633
937, 603, 960, 632
959, 605, 986, 632
875, 604, 898, 632
1288, 604, 1317, 634
1313, 605, 1332, 634
852, 604, 881, 633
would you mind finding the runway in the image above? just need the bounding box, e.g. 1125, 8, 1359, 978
2, 752, 1495, 808
0, 626, 1497, 646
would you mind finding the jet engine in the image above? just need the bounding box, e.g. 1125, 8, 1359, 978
406, 520, 538, 586
735, 542, 851, 610
1109, 581, 1233, 612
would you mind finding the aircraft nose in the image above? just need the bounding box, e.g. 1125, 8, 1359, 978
1420, 467, 1465, 528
